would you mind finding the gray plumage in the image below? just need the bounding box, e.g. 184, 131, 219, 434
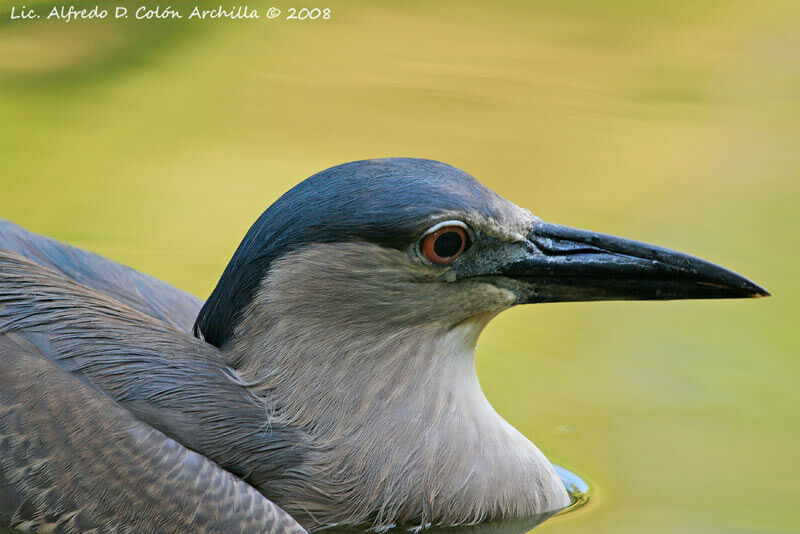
0, 220, 201, 332
0, 332, 300, 534
0, 158, 767, 533
0, 249, 306, 533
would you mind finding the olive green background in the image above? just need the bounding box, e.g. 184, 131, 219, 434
1, 1, 798, 532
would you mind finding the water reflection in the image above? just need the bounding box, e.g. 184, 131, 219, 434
552, 465, 590, 515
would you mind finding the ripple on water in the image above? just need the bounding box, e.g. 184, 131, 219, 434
553, 464, 591, 516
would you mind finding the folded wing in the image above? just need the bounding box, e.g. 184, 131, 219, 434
0, 334, 305, 533
0, 251, 307, 532
0, 220, 202, 332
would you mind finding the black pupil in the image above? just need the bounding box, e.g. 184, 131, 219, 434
433, 231, 463, 258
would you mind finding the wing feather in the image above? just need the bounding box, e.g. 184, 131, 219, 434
0, 334, 305, 533
0, 250, 308, 531
0, 220, 202, 332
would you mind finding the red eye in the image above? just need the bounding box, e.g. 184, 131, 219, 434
421, 225, 468, 264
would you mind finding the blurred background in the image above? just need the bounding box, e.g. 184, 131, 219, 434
1, 1, 798, 532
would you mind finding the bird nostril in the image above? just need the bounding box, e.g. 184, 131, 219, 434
421, 226, 468, 264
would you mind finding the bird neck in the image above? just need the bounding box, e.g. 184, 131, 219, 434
224, 311, 569, 527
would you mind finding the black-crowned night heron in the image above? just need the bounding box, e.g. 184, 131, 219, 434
0, 158, 768, 533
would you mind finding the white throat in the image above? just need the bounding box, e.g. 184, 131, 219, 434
225, 242, 570, 527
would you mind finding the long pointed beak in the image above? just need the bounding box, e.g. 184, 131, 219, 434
499, 222, 770, 303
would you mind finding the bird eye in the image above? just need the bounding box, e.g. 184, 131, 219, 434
420, 224, 470, 264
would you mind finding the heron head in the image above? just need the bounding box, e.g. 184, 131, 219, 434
194, 158, 768, 349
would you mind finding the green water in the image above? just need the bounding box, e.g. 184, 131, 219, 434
1, 1, 798, 532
